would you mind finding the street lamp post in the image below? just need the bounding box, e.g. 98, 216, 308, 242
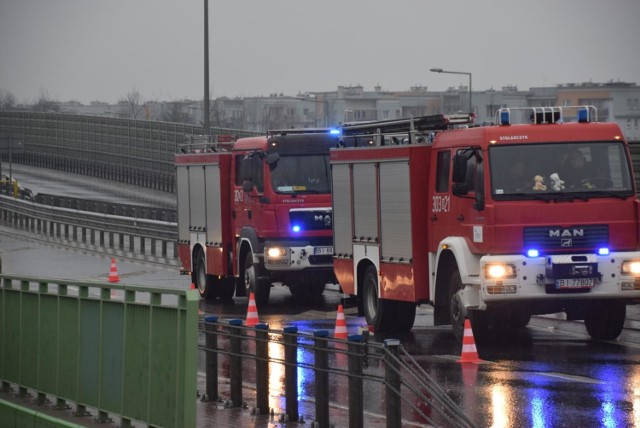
430, 68, 473, 114
203, 0, 210, 139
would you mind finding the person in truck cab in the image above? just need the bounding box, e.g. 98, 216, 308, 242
562, 149, 590, 188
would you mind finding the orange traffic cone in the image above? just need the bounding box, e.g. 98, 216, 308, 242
108, 258, 120, 283
458, 319, 482, 363
245, 292, 259, 326
334, 304, 348, 339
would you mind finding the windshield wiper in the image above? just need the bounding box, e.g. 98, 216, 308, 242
550, 192, 590, 202
583, 190, 629, 200
506, 192, 553, 202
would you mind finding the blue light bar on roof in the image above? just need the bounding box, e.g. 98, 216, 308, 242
577, 108, 590, 123
329, 129, 341, 135
500, 110, 510, 126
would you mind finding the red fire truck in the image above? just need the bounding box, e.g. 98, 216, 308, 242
176, 130, 339, 306
331, 107, 640, 340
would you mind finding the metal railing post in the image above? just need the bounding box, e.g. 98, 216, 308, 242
255, 323, 269, 415
313, 329, 329, 427
384, 339, 402, 428
284, 326, 299, 421
348, 334, 364, 428
204, 316, 218, 401
228, 319, 243, 407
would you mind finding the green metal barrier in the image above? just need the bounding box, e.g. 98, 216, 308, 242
0, 398, 86, 427
0, 274, 198, 427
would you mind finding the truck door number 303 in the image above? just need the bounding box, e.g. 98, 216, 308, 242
432, 195, 450, 213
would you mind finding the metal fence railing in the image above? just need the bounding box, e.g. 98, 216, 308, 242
0, 194, 178, 264
0, 274, 199, 427
199, 317, 475, 428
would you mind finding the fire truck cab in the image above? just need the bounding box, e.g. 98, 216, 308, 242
176, 130, 339, 306
331, 107, 640, 341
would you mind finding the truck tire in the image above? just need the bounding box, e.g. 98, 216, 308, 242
448, 269, 466, 341
244, 251, 270, 307
362, 265, 396, 332
397, 301, 417, 331
194, 251, 215, 301
585, 301, 626, 341
216, 278, 236, 301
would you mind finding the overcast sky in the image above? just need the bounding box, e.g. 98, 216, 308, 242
1, 0, 639, 105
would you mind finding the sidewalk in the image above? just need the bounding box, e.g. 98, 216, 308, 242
194, 375, 391, 428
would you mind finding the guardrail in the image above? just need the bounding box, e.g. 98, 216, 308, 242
0, 194, 178, 264
0, 274, 199, 427
199, 317, 475, 428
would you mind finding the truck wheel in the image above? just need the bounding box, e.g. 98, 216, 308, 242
362, 265, 396, 332
244, 251, 270, 307
194, 251, 215, 301
585, 301, 626, 341
397, 301, 416, 331
448, 269, 466, 341
216, 278, 236, 301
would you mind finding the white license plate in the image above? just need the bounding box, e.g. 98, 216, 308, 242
314, 246, 333, 256
555, 278, 594, 289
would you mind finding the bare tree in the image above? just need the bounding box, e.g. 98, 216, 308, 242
162, 101, 192, 124
32, 90, 60, 112
0, 91, 17, 110
118, 88, 144, 119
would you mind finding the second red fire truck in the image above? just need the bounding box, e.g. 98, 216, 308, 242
331, 107, 640, 340
176, 130, 339, 306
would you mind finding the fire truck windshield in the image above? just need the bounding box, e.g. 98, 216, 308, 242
489, 141, 634, 200
270, 154, 330, 194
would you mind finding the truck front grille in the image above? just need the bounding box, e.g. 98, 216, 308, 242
523, 225, 608, 251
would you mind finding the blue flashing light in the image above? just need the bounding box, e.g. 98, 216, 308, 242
527, 249, 540, 258
292, 225, 302, 233
500, 110, 510, 126
598, 247, 610, 256
329, 128, 341, 135
577, 108, 589, 123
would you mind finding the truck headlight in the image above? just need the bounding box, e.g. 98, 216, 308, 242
484, 263, 517, 280
621, 260, 640, 276
266, 247, 288, 258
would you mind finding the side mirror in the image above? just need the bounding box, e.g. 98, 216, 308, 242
452, 183, 469, 196
242, 181, 254, 192
452, 154, 467, 183
266, 152, 280, 166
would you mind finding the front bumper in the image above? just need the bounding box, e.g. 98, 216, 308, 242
464, 251, 640, 308
263, 242, 334, 271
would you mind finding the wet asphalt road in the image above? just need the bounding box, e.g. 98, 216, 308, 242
3, 165, 640, 426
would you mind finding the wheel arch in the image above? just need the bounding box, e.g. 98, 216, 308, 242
356, 258, 376, 298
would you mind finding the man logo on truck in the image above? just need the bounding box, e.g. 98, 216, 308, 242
549, 229, 584, 238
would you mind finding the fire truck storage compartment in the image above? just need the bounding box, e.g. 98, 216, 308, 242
204, 164, 223, 245
188, 165, 206, 231
176, 165, 190, 243
379, 160, 412, 263
331, 163, 353, 258
176, 162, 224, 245
353, 163, 378, 243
